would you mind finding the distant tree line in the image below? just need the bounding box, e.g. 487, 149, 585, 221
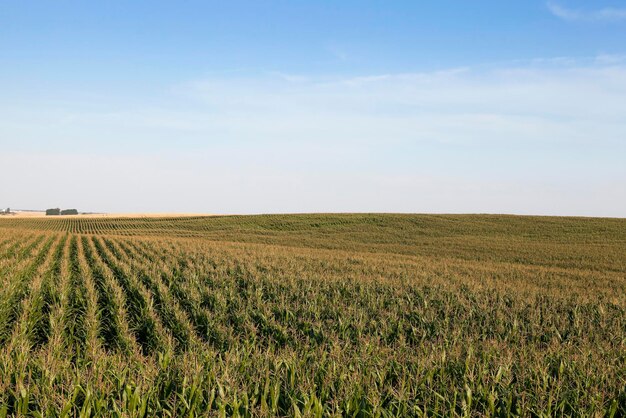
46, 208, 79, 216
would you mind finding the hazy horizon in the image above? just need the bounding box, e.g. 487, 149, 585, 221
2, 1, 625, 217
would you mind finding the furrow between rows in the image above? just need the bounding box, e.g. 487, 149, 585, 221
123, 239, 230, 350
28, 235, 69, 348
0, 235, 58, 347
80, 235, 134, 353
62, 236, 89, 362
108, 238, 195, 352
91, 236, 165, 355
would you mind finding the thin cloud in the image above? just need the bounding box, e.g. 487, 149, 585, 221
3, 57, 626, 216
548, 2, 626, 22
327, 44, 348, 61
268, 72, 310, 83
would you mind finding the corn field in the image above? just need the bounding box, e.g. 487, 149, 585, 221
0, 214, 625, 416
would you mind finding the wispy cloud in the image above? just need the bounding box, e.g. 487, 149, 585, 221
548, 1, 626, 22
327, 44, 348, 61
268, 72, 310, 83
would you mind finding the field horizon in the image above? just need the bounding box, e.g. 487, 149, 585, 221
4, 211, 626, 220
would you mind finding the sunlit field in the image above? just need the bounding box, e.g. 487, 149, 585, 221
0, 214, 625, 416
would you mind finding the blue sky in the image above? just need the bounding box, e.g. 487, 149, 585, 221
1, 1, 625, 215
